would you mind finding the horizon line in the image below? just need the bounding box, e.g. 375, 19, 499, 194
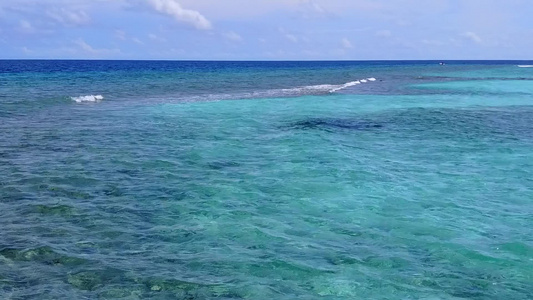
1, 58, 532, 62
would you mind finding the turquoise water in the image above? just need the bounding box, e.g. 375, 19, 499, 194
0, 61, 532, 299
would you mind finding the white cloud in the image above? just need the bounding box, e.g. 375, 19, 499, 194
461, 31, 482, 44
341, 37, 353, 49
310, 2, 326, 14
75, 39, 99, 53
22, 46, 33, 54
175, 0, 382, 20
46, 8, 90, 26
115, 30, 144, 44
1, 0, 530, 60
132, 37, 144, 45
148, 0, 211, 30
16, 19, 54, 35
74, 38, 120, 56
297, 0, 333, 18
279, 27, 299, 43
223, 31, 242, 42
149, 33, 167, 42
115, 30, 127, 41
19, 20, 34, 32
285, 34, 298, 43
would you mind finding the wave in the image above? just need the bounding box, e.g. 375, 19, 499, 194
282, 77, 376, 93
327, 81, 360, 93
67, 78, 377, 104
71, 95, 104, 103
225, 78, 377, 99
517, 65, 533, 68
147, 78, 378, 103
258, 77, 378, 96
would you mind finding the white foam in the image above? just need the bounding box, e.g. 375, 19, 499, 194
154, 78, 378, 103
282, 77, 378, 95
517, 65, 533, 68
71, 95, 104, 103
328, 81, 361, 93
278, 84, 334, 94
328, 77, 377, 93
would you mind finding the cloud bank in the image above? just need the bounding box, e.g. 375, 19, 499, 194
341, 38, 353, 49
0, 0, 531, 59
46, 8, 90, 26
147, 0, 211, 30
461, 31, 482, 44
223, 31, 242, 42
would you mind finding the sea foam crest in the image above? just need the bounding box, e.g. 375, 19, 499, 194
71, 95, 104, 103
155, 77, 378, 102
279, 77, 377, 94
328, 81, 360, 93
328, 77, 377, 93
517, 65, 533, 68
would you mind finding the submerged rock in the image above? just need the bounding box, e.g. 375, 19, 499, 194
0, 246, 88, 266
34, 204, 75, 216
288, 118, 383, 132
68, 270, 105, 291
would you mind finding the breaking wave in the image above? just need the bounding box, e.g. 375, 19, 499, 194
222, 77, 376, 100
283, 77, 377, 95
517, 65, 533, 68
71, 95, 104, 103
148, 78, 378, 103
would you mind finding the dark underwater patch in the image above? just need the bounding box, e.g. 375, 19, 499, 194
67, 268, 126, 291
207, 160, 241, 170
0, 246, 88, 266
34, 204, 75, 217
68, 269, 237, 298
288, 118, 383, 132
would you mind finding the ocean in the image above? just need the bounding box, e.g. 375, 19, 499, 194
0, 60, 532, 299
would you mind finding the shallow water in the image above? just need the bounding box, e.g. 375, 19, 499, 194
1, 60, 532, 299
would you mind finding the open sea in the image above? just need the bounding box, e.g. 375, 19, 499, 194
0, 60, 532, 299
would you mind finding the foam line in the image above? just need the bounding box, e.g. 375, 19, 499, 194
71, 95, 104, 103
328, 77, 377, 93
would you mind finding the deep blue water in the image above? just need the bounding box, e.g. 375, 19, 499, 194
0, 60, 532, 299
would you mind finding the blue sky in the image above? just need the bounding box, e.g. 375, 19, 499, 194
0, 0, 531, 60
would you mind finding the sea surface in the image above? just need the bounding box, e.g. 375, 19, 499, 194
0, 60, 532, 299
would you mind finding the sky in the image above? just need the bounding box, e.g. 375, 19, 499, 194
0, 0, 532, 60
